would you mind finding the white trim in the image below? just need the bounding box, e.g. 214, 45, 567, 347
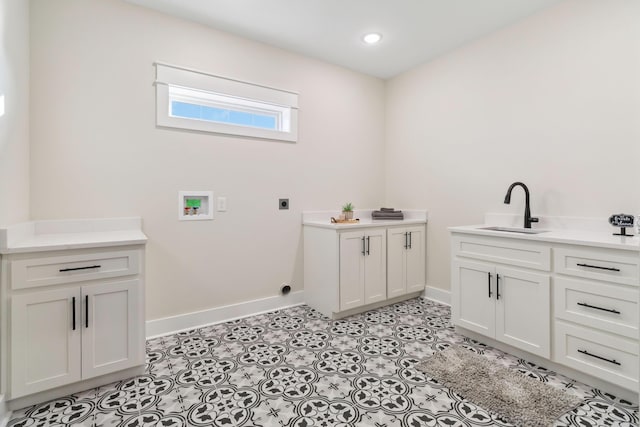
146, 290, 305, 338
154, 61, 299, 97
423, 286, 451, 306
155, 62, 298, 142
0, 394, 11, 427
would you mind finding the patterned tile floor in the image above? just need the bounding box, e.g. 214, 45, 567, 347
8, 298, 639, 426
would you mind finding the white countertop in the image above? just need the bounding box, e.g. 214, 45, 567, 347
303, 209, 427, 230
450, 214, 640, 252
0, 217, 148, 254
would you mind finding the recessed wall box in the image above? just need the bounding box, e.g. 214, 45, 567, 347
179, 191, 213, 221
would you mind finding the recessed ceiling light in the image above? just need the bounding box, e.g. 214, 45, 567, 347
363, 33, 382, 45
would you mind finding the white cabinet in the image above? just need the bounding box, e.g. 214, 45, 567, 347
452, 258, 550, 358
3, 245, 145, 402
10, 279, 142, 398
10, 287, 82, 397
552, 245, 639, 391
451, 229, 640, 393
387, 226, 426, 298
339, 229, 386, 311
81, 280, 142, 379
304, 220, 426, 319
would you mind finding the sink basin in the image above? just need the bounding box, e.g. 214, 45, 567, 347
479, 226, 548, 234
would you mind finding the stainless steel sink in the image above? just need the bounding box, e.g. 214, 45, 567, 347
479, 226, 548, 234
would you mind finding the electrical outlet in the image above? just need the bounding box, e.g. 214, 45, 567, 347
217, 197, 227, 212
279, 198, 289, 210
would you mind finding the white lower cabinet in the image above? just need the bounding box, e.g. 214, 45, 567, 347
10, 279, 142, 398
2, 244, 146, 404
303, 221, 426, 318
10, 287, 82, 397
451, 231, 640, 393
387, 226, 426, 298
339, 229, 386, 311
452, 259, 550, 358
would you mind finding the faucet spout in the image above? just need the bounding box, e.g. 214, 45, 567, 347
504, 182, 538, 228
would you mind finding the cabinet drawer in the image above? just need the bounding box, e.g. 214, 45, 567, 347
554, 321, 638, 391
11, 250, 141, 290
554, 277, 638, 339
554, 247, 639, 286
451, 234, 550, 271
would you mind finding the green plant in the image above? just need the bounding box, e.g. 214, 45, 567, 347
342, 202, 354, 212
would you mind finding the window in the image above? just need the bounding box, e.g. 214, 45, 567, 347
155, 63, 298, 142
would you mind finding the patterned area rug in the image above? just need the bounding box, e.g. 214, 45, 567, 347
416, 345, 582, 427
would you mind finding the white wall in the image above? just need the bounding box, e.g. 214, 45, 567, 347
385, 0, 640, 291
29, 0, 386, 320
0, 0, 30, 226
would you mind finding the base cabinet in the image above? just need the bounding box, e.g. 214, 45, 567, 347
3, 244, 146, 403
339, 229, 387, 311
304, 221, 426, 318
10, 288, 82, 397
451, 230, 640, 393
387, 226, 426, 298
452, 259, 550, 358
10, 279, 143, 398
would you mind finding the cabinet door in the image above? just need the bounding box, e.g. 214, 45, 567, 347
405, 226, 426, 293
495, 267, 550, 358
364, 229, 387, 305
451, 260, 495, 336
11, 287, 82, 398
387, 228, 407, 298
82, 279, 143, 379
339, 231, 366, 311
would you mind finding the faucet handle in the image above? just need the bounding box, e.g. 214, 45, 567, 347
530, 217, 539, 223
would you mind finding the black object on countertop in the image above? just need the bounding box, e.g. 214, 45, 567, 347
609, 214, 634, 237
504, 182, 538, 229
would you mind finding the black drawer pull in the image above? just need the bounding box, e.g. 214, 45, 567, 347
487, 272, 492, 298
577, 302, 621, 314
85, 295, 89, 328
496, 274, 500, 300
576, 263, 620, 272
59, 265, 101, 272
578, 349, 621, 365
72, 297, 76, 330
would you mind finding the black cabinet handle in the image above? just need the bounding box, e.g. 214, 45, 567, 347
72, 297, 76, 330
366, 236, 370, 255
576, 263, 620, 272
60, 265, 101, 272
496, 274, 500, 300
487, 272, 492, 298
404, 232, 408, 249
577, 302, 621, 314
578, 349, 621, 366
408, 232, 412, 249
361, 237, 366, 255
85, 295, 89, 328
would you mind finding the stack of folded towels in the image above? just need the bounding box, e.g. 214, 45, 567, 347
372, 208, 404, 220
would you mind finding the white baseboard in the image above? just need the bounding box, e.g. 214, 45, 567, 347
146, 290, 305, 338
423, 286, 451, 306
0, 394, 10, 427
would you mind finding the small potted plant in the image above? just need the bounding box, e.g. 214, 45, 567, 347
342, 202, 354, 220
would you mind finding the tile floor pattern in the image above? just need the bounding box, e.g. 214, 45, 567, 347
8, 298, 639, 426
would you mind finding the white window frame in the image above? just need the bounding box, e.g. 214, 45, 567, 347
155, 62, 298, 142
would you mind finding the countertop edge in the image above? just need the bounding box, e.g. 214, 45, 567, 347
304, 219, 427, 230
449, 225, 640, 252
0, 236, 148, 255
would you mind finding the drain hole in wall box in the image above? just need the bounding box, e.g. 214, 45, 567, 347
280, 284, 291, 295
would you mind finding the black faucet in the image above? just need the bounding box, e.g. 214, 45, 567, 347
504, 182, 539, 228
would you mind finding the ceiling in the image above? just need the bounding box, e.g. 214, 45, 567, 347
125, 0, 562, 79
